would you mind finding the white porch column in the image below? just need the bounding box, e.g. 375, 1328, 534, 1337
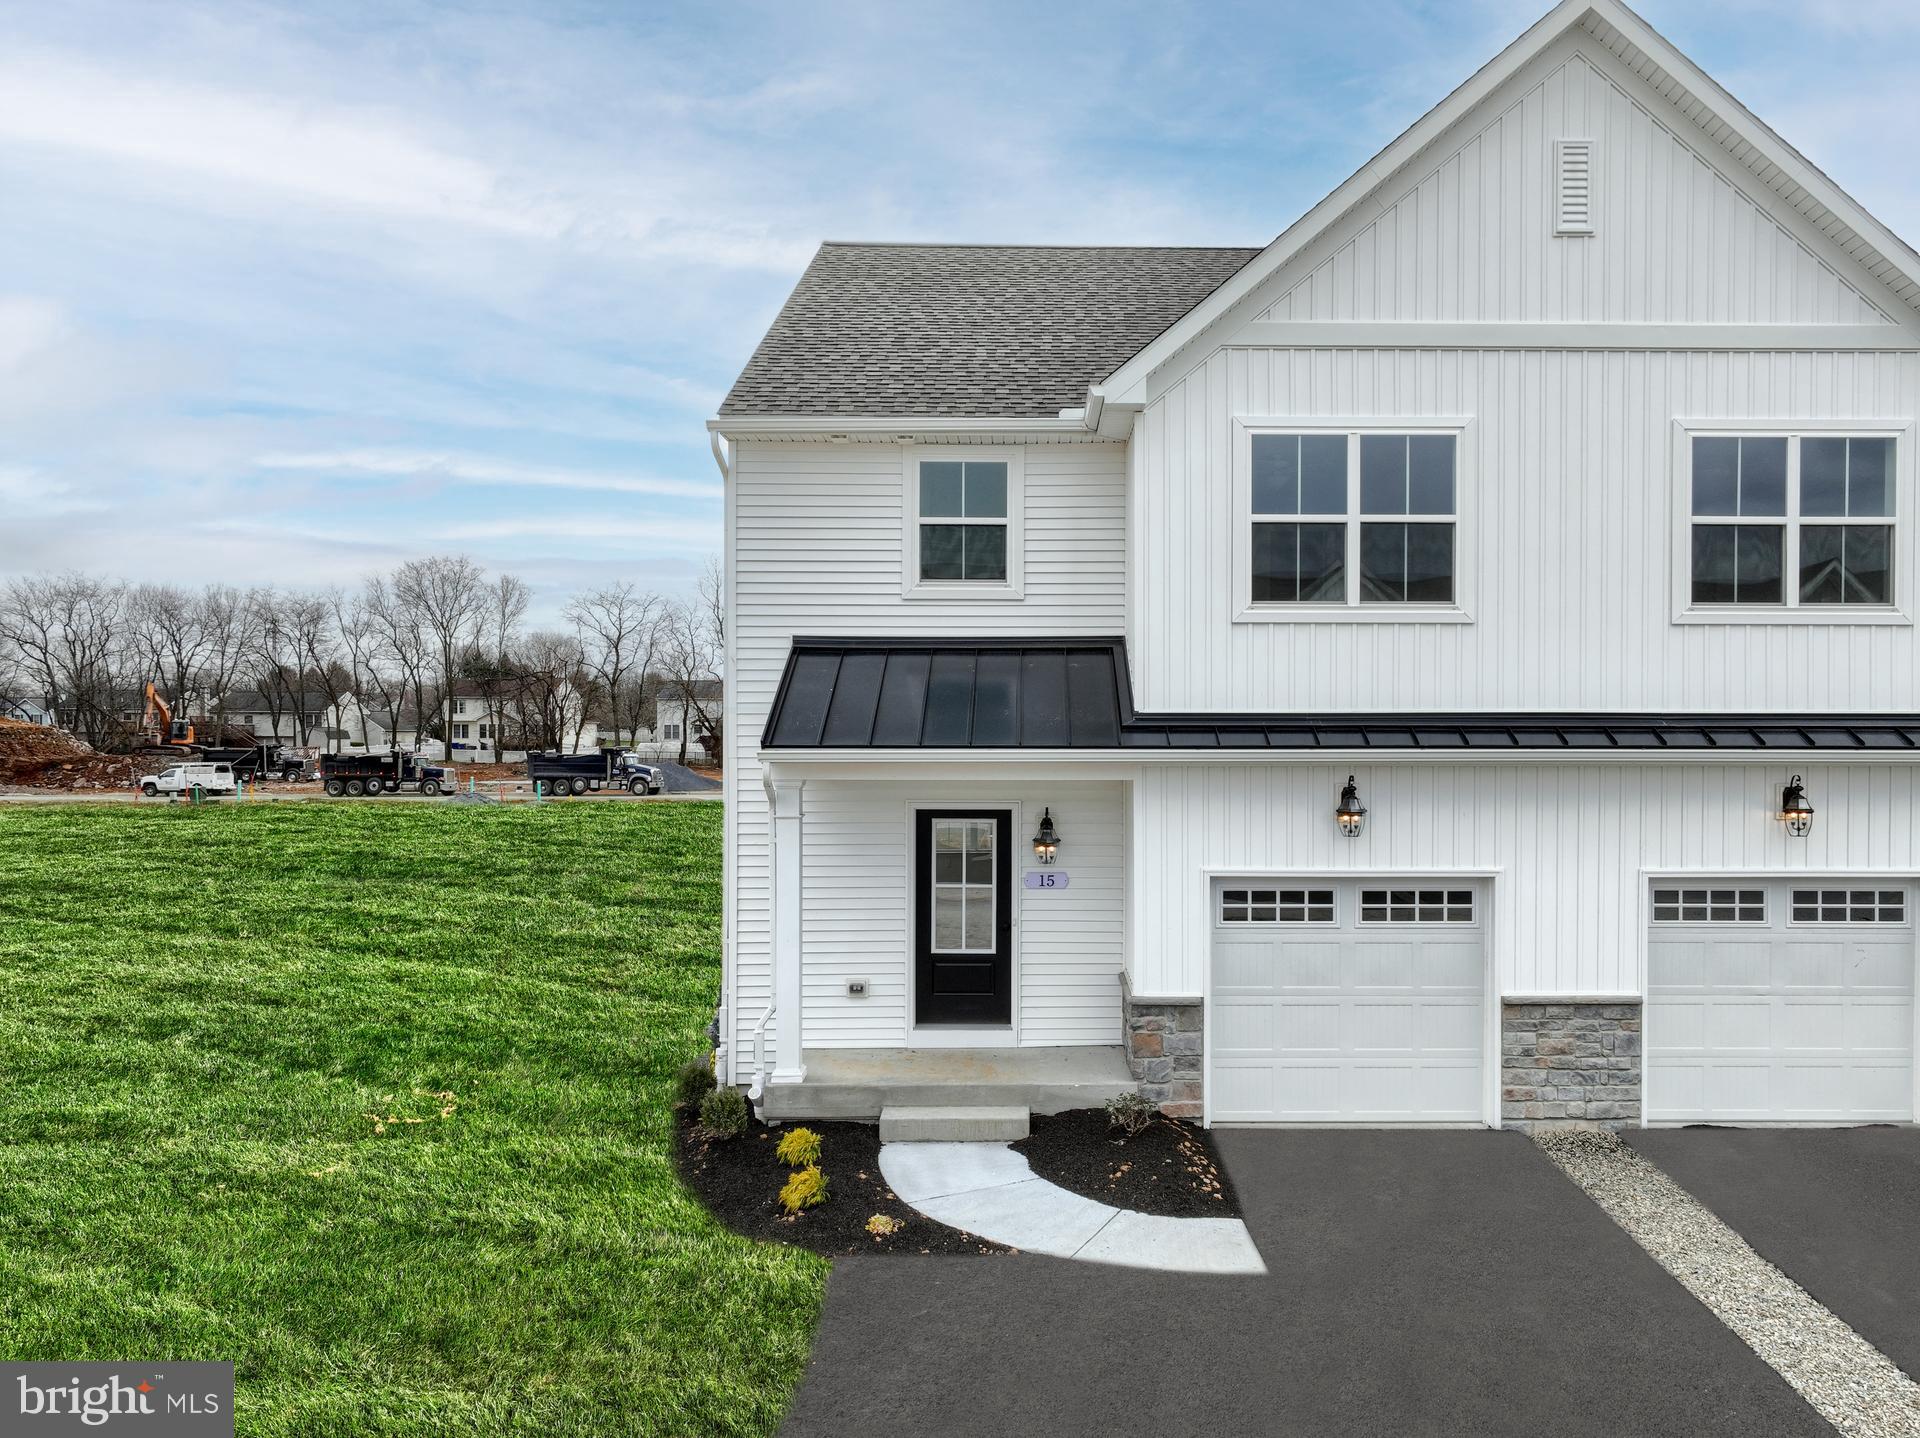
768, 776, 807, 1085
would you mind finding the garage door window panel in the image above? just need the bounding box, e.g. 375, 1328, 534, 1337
1358, 889, 1474, 924
1220, 888, 1335, 924
1653, 887, 1766, 923
1791, 888, 1906, 924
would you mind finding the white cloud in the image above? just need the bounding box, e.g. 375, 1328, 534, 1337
437, 515, 721, 549
253, 450, 720, 500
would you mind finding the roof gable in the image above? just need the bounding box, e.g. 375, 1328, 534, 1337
1095, 0, 1920, 409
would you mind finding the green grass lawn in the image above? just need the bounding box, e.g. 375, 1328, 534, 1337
0, 801, 823, 1437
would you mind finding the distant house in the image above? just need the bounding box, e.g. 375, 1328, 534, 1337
0, 695, 55, 726
627, 679, 722, 762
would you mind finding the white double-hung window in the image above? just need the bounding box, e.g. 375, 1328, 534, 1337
904, 448, 1024, 598
1679, 427, 1904, 618
1236, 423, 1466, 618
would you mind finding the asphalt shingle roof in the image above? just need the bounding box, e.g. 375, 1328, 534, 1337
719, 242, 1263, 418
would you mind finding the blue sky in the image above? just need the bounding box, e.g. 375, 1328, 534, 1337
2, 0, 1916, 622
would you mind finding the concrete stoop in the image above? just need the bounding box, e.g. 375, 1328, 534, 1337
879, 1105, 1030, 1143
758, 1045, 1135, 1123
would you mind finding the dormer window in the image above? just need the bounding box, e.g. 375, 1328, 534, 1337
904, 447, 1025, 599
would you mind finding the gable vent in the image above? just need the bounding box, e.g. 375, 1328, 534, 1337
1555, 139, 1595, 236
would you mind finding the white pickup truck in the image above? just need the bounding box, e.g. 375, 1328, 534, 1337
138, 761, 238, 797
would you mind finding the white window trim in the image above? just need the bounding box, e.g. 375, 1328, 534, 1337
1670, 418, 1914, 626
1231, 418, 1474, 624
901, 445, 1025, 600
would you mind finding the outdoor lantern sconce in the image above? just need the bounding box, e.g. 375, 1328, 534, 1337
1032, 808, 1060, 866
1335, 775, 1368, 838
1778, 775, 1815, 839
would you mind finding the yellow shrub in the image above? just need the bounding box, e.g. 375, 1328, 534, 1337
865, 1213, 902, 1238
774, 1127, 822, 1167
779, 1164, 829, 1215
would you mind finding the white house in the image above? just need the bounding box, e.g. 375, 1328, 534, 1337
708, 0, 1920, 1133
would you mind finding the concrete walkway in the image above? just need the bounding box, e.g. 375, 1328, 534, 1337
877, 1141, 1266, 1274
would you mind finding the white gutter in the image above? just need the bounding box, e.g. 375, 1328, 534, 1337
747, 1003, 774, 1103
760, 746, 1920, 768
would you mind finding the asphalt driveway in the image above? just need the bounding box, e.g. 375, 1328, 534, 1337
1630, 1126, 1920, 1381
779, 1130, 1830, 1437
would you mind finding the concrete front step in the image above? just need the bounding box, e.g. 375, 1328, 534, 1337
757, 1045, 1136, 1123
880, 1105, 1030, 1143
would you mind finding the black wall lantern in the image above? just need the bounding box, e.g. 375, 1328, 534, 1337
1032, 807, 1060, 865
1778, 775, 1815, 838
1335, 775, 1368, 838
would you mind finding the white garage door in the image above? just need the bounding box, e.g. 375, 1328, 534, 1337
1209, 880, 1485, 1123
1647, 880, 1915, 1123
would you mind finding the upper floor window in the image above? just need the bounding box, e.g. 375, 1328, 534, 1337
1239, 425, 1463, 617
904, 448, 1024, 599
1684, 430, 1901, 616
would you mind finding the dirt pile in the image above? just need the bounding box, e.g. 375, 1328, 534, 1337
0, 719, 139, 790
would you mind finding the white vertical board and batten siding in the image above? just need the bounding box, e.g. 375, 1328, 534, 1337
1138, 347, 1918, 713
1133, 763, 1920, 1001
1257, 42, 1892, 326
1129, 34, 1919, 716
729, 440, 1128, 1058
799, 782, 1125, 1046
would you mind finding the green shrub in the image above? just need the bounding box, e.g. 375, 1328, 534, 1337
1105, 1090, 1158, 1140
675, 1053, 717, 1107
774, 1126, 822, 1167
697, 1085, 749, 1138
779, 1164, 829, 1215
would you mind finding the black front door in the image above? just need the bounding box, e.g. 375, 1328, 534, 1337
914, 809, 1013, 1026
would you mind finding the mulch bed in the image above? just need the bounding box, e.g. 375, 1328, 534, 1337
1011, 1109, 1241, 1217
675, 1111, 1007, 1256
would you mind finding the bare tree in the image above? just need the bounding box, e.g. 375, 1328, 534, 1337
508, 631, 589, 752
0, 573, 129, 748
364, 574, 429, 746
196, 585, 251, 737
394, 555, 487, 764
567, 581, 663, 752
659, 592, 722, 766
127, 583, 214, 729
481, 573, 530, 762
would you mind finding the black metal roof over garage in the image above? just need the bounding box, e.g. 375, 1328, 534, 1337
762, 638, 1920, 752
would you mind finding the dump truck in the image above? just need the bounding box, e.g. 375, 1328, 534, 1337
526, 749, 663, 797
318, 751, 450, 797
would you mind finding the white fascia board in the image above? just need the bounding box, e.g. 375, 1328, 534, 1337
1088, 0, 1920, 413
760, 747, 1920, 769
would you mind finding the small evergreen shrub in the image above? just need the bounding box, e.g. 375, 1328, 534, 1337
1105, 1091, 1158, 1140
697, 1086, 749, 1138
865, 1213, 902, 1238
774, 1127, 822, 1167
675, 1054, 716, 1108
778, 1164, 829, 1215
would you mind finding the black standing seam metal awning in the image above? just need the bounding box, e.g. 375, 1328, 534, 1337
760, 637, 1920, 752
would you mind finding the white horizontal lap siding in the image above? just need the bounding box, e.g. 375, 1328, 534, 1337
1257, 39, 1890, 326
1133, 763, 1920, 1000
795, 781, 1127, 1047
1136, 346, 1919, 713
728, 441, 1128, 1060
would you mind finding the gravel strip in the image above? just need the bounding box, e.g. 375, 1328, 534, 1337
1538, 1130, 1920, 1438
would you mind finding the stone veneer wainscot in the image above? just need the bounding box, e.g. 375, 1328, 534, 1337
1119, 971, 1203, 1119
1501, 999, 1644, 1130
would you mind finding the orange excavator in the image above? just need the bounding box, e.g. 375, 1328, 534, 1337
141, 682, 197, 752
